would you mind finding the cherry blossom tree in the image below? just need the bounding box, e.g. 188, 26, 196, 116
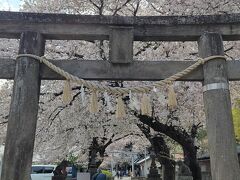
0, 1, 240, 178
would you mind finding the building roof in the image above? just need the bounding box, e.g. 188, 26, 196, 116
135, 156, 151, 164
198, 145, 240, 160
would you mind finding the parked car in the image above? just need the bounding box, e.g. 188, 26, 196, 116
31, 165, 56, 180
30, 164, 75, 180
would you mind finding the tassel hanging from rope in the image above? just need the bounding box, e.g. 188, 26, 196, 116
104, 91, 113, 112
62, 79, 72, 104
81, 84, 86, 105
116, 95, 126, 119
89, 90, 98, 113
140, 93, 152, 116
168, 83, 177, 110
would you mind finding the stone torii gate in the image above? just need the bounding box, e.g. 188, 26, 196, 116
109, 150, 142, 177
0, 11, 240, 180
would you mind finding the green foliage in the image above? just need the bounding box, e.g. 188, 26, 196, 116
67, 152, 78, 165
66, 153, 86, 171
196, 128, 207, 141
232, 99, 240, 143
76, 164, 85, 172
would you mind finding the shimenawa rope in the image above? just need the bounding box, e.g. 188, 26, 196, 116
16, 54, 226, 95
16, 54, 226, 117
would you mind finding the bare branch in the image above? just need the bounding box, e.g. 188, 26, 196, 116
0, 114, 8, 119
113, 132, 142, 142
88, 0, 104, 15
99, 40, 107, 61
38, 91, 81, 134
135, 42, 152, 56
40, 86, 82, 103
133, 0, 140, 16
88, 0, 100, 9
150, 3, 164, 15
112, 0, 132, 16
224, 46, 234, 52
190, 46, 234, 56
99, 0, 104, 15
0, 120, 8, 125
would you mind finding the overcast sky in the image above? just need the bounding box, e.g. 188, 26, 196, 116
0, 0, 20, 11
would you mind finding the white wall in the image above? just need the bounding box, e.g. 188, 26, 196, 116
138, 159, 162, 177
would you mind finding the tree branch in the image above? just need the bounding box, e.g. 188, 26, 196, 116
89, 0, 100, 10
150, 3, 164, 15
112, 0, 132, 16
133, 0, 140, 16
136, 114, 195, 148
99, 40, 107, 61
38, 91, 81, 134
0, 120, 8, 125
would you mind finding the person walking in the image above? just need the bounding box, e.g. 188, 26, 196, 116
92, 169, 107, 180
52, 160, 69, 180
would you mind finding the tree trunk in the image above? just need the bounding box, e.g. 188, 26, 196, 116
152, 136, 175, 180
97, 149, 105, 168
88, 149, 105, 176
160, 158, 175, 180
183, 147, 202, 180
88, 138, 105, 177
88, 148, 98, 177
88, 138, 98, 177
137, 115, 201, 180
